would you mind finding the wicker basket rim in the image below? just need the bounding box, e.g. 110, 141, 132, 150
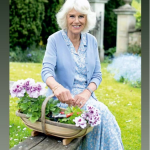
16, 110, 91, 130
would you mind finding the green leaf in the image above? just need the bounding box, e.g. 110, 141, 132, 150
52, 107, 61, 115
16, 99, 21, 103
48, 98, 54, 103
32, 105, 39, 111
29, 116, 39, 123
20, 103, 28, 111
59, 118, 69, 122
65, 107, 72, 114
50, 107, 56, 112
26, 113, 32, 118
52, 100, 60, 105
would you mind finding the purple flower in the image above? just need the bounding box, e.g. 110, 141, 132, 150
86, 105, 100, 115
86, 105, 95, 111
16, 80, 25, 86
95, 109, 100, 115
36, 82, 46, 96
83, 105, 101, 127
88, 115, 96, 123
88, 109, 96, 116
73, 116, 87, 129
10, 78, 46, 99
10, 82, 26, 98
23, 78, 35, 91
90, 120, 99, 127
27, 82, 46, 98
28, 84, 39, 98
88, 116, 100, 127
81, 112, 91, 120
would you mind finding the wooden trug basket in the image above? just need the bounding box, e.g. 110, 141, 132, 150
16, 94, 93, 145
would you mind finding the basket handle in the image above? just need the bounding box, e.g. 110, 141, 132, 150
41, 94, 55, 134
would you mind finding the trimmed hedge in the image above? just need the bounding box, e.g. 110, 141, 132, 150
9, 0, 47, 50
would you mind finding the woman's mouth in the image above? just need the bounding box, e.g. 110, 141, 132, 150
73, 25, 81, 29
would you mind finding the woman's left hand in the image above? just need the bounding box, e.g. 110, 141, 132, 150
73, 90, 91, 108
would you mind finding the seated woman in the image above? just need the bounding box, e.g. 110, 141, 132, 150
41, 0, 124, 149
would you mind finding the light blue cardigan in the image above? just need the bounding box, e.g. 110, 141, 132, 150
41, 30, 102, 98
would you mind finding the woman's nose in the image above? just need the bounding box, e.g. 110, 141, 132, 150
74, 17, 79, 23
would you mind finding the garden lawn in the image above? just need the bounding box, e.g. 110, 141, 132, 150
9, 62, 141, 150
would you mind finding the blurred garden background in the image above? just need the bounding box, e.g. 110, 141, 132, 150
9, 0, 141, 149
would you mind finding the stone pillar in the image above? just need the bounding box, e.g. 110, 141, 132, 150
114, 0, 136, 55
89, 0, 109, 62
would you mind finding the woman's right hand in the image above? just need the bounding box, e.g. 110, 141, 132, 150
53, 85, 75, 105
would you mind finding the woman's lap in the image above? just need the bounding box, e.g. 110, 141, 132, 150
78, 97, 123, 150
56, 96, 124, 150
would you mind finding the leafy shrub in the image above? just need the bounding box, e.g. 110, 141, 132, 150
103, 47, 116, 63
104, 0, 124, 50
103, 56, 113, 64
131, 0, 141, 29
9, 46, 45, 63
105, 47, 116, 57
41, 0, 63, 45
9, 47, 25, 62
9, 0, 47, 50
127, 44, 141, 55
107, 53, 141, 88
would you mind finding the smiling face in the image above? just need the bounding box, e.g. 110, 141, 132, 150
66, 8, 87, 36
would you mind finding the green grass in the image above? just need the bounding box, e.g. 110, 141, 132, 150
9, 62, 141, 149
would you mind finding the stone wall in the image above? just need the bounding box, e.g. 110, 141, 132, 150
128, 29, 141, 47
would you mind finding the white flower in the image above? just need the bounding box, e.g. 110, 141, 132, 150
10, 82, 26, 98
73, 116, 87, 129
23, 128, 26, 130
23, 78, 35, 90
16, 80, 25, 85
126, 120, 131, 122
36, 82, 46, 96
14, 139, 18, 141
28, 84, 39, 98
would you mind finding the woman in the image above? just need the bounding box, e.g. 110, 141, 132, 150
41, 0, 124, 149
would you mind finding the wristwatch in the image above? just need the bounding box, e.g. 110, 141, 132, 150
86, 87, 93, 94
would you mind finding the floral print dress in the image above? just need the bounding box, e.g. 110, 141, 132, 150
56, 30, 124, 150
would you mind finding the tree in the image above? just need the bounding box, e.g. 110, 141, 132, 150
41, 0, 63, 45
9, 0, 47, 51
104, 0, 124, 50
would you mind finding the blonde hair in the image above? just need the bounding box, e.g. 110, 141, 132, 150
56, 0, 96, 33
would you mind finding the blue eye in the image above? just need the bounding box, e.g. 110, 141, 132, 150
70, 15, 75, 18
